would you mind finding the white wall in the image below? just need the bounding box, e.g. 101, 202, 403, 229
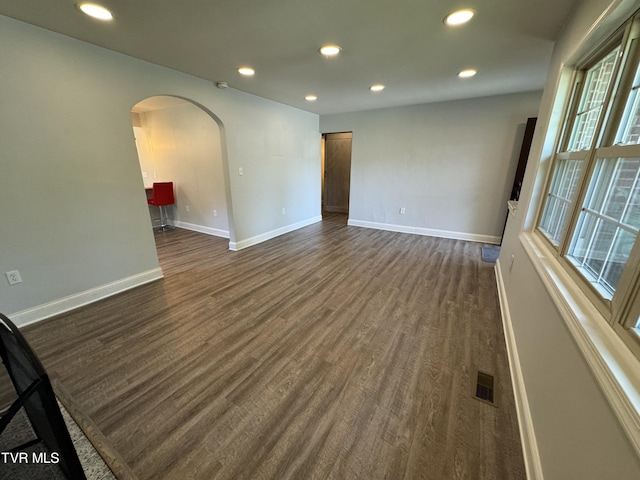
499, 0, 640, 478
320, 91, 542, 244
0, 15, 320, 324
227, 101, 322, 248
134, 101, 230, 237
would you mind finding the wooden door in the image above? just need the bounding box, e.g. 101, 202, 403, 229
510, 117, 536, 201
323, 132, 352, 213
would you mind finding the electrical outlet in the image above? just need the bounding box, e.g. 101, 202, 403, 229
239, 167, 244, 176
213, 210, 218, 217
282, 208, 286, 215
400, 207, 406, 214
185, 205, 190, 213
5, 270, 22, 285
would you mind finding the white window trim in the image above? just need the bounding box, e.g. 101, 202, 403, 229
520, 230, 640, 456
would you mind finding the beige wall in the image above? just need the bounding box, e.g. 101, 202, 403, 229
320, 91, 542, 243
134, 100, 230, 236
499, 0, 640, 478
0, 15, 320, 324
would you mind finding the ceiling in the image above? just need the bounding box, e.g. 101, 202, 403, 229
0, 0, 579, 115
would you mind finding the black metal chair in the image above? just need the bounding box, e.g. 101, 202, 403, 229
0, 313, 86, 479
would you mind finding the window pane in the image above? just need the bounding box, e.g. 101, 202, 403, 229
617, 59, 640, 144
603, 228, 636, 289
539, 158, 585, 246
567, 157, 640, 297
568, 49, 619, 151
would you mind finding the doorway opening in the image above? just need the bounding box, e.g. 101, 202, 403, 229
322, 132, 352, 216
131, 96, 233, 246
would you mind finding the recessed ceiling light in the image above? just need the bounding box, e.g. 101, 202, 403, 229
444, 9, 475, 26
319, 45, 341, 57
305, 95, 318, 101
237, 67, 255, 76
458, 68, 477, 78
76, 2, 114, 21
370, 84, 385, 92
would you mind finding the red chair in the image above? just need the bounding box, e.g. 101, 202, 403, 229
147, 182, 175, 230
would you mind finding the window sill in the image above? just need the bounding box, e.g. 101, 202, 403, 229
519, 231, 640, 456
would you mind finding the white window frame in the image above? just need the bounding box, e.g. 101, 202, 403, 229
536, 16, 640, 353
527, 10, 640, 457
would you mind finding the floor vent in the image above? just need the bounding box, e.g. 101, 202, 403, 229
475, 371, 495, 404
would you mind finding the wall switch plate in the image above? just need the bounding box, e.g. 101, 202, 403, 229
5, 270, 22, 285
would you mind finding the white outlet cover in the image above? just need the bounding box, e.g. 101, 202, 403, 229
5, 270, 22, 285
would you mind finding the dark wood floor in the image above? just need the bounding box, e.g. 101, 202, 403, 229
22, 213, 525, 480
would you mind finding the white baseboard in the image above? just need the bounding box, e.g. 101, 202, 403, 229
347, 219, 501, 244
9, 268, 164, 328
229, 215, 323, 251
495, 259, 544, 480
174, 220, 230, 238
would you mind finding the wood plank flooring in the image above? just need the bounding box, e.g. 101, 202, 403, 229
22, 213, 526, 480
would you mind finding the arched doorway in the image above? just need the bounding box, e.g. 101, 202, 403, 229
131, 96, 234, 244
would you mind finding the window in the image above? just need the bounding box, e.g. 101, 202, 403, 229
539, 47, 621, 247
568, 49, 620, 152
539, 157, 585, 245
567, 156, 640, 298
537, 15, 640, 357
617, 60, 640, 145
